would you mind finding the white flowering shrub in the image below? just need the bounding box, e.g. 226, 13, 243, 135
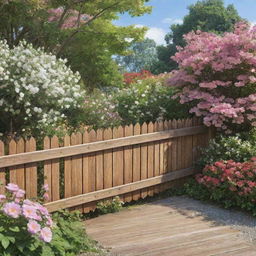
0, 40, 84, 136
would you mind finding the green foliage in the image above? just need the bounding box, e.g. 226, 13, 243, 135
197, 134, 256, 170
0, 0, 151, 89
82, 74, 191, 129
116, 38, 158, 73
0, 206, 97, 255
151, 0, 242, 73
96, 197, 124, 215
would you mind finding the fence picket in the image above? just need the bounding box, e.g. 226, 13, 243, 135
64, 135, 72, 198
16, 139, 25, 190
133, 123, 141, 200
147, 122, 154, 196
44, 137, 52, 201
141, 123, 148, 198
9, 139, 17, 184
51, 136, 60, 201
25, 138, 37, 198
154, 122, 160, 194
0, 141, 5, 194
124, 125, 133, 202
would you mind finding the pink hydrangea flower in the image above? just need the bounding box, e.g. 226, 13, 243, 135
6, 183, 19, 192
3, 202, 21, 218
15, 189, 25, 198
40, 227, 52, 243
27, 220, 41, 234
22, 205, 40, 220
42, 184, 49, 192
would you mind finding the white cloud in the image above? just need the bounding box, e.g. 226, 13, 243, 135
135, 24, 166, 45
162, 18, 183, 25
146, 27, 166, 45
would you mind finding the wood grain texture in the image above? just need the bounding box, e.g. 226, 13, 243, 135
0, 141, 5, 194
51, 136, 60, 201
0, 126, 207, 168
45, 167, 197, 212
132, 123, 141, 201
9, 139, 17, 184
124, 125, 133, 202
44, 137, 52, 201
154, 122, 160, 194
86, 197, 256, 256
16, 139, 25, 190
147, 122, 154, 196
64, 135, 72, 198
141, 123, 148, 198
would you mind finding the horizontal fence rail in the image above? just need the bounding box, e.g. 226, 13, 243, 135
0, 118, 211, 212
0, 126, 207, 168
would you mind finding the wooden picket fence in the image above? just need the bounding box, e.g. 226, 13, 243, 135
0, 118, 210, 213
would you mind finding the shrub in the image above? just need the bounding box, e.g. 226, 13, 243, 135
116, 74, 191, 124
186, 159, 256, 214
0, 40, 84, 137
123, 70, 153, 85
168, 22, 256, 133
197, 134, 256, 170
0, 183, 96, 256
96, 196, 124, 215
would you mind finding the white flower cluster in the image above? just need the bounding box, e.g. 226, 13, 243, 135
0, 40, 84, 133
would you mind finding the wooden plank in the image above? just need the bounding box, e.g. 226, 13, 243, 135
185, 119, 193, 169
0, 141, 5, 194
133, 123, 141, 200
154, 122, 160, 194
103, 128, 113, 189
141, 123, 148, 198
177, 120, 183, 171
158, 121, 164, 193
96, 130, 104, 191
113, 126, 124, 200
163, 121, 169, 191
64, 135, 72, 198
25, 138, 37, 198
45, 167, 197, 212
16, 139, 25, 190
124, 125, 133, 202
82, 131, 90, 213
44, 137, 52, 201
51, 136, 60, 201
147, 122, 154, 196
171, 120, 178, 171
88, 130, 97, 211
9, 139, 17, 184
0, 126, 208, 168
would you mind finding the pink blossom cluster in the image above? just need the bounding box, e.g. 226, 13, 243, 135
168, 22, 256, 132
0, 183, 53, 243
196, 158, 256, 197
48, 7, 91, 29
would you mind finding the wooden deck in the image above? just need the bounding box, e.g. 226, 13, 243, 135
86, 197, 256, 256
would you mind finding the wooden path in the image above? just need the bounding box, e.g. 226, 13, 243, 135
86, 197, 256, 256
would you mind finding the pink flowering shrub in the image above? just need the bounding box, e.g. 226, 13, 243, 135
186, 158, 256, 214
0, 183, 92, 255
168, 22, 256, 133
0, 183, 53, 254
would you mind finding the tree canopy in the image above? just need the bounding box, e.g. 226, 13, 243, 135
150, 0, 243, 74
0, 0, 151, 88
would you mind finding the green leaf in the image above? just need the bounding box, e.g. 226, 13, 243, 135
9, 226, 20, 232
1, 237, 10, 249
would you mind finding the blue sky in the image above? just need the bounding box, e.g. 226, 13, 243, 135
115, 0, 256, 45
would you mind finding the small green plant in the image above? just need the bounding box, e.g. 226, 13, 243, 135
96, 197, 124, 215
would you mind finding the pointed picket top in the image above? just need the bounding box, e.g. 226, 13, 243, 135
113, 126, 124, 138
157, 121, 164, 131
103, 127, 113, 140
172, 119, 177, 129
75, 132, 82, 144
164, 120, 169, 130
124, 124, 133, 137
17, 138, 25, 153
64, 135, 71, 147
96, 129, 103, 141
134, 123, 141, 135
71, 133, 77, 146
88, 129, 97, 143
9, 139, 17, 155
44, 136, 50, 150
147, 122, 154, 133
186, 118, 192, 127
51, 135, 59, 149
82, 130, 89, 144
141, 122, 148, 134
29, 137, 36, 150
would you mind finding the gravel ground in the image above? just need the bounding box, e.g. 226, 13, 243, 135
80, 196, 256, 255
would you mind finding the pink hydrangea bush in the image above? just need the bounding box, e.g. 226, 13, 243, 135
0, 183, 53, 253
168, 22, 256, 133
191, 158, 256, 213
